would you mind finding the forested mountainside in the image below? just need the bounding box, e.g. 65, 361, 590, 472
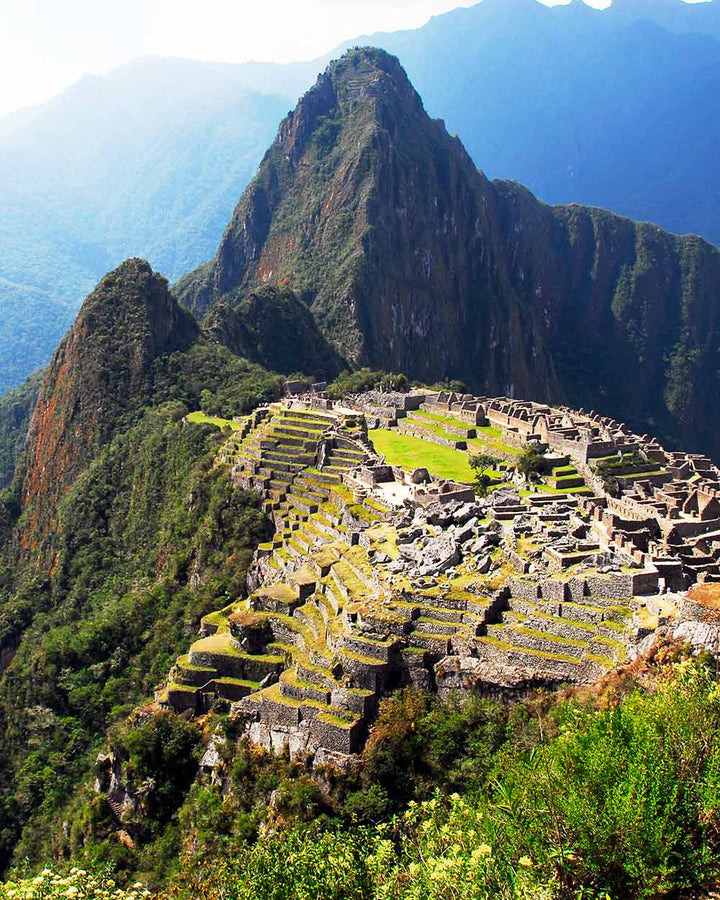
202, 285, 345, 381
1, 255, 720, 899
178, 48, 720, 460
0, 59, 289, 396
0, 372, 43, 490
3, 0, 720, 396
0, 258, 286, 869
361, 0, 720, 244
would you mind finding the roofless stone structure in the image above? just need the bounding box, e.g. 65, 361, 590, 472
158, 391, 720, 761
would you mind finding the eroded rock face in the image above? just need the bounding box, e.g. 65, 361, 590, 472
434, 655, 536, 699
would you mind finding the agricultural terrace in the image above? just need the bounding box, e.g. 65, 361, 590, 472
186, 411, 242, 430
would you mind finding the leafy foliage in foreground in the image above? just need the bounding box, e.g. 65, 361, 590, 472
0, 866, 150, 899
10, 652, 714, 898
163, 655, 720, 899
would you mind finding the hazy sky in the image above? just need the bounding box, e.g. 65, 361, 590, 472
0, 0, 703, 118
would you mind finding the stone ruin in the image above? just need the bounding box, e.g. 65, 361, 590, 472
154, 390, 720, 762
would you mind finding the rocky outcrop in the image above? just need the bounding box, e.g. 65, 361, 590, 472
176, 47, 720, 459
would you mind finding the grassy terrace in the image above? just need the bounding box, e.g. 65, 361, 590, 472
410, 409, 474, 430
405, 413, 468, 444
186, 411, 242, 430
531, 483, 592, 496
369, 428, 475, 482
413, 409, 521, 455
191, 632, 285, 663
468, 427, 522, 457
478, 634, 581, 664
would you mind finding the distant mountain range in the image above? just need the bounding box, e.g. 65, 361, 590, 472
2, 0, 720, 395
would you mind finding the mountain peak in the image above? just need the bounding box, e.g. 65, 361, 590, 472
79, 257, 191, 360
175, 45, 466, 315
274, 47, 424, 170
20, 259, 196, 551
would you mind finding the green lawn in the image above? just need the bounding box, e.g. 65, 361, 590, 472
369, 428, 476, 482
186, 411, 242, 430
404, 415, 466, 444
530, 483, 593, 496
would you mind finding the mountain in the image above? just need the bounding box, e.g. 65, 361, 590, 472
4, 0, 720, 398
1, 204, 719, 893
3, 43, 720, 888
0, 258, 284, 868
19, 259, 198, 552
178, 47, 720, 459
362, 0, 720, 245
202, 284, 345, 379
0, 372, 44, 491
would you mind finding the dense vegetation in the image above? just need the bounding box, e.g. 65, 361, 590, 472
203, 285, 345, 380
2, 260, 720, 896
0, 261, 288, 871
166, 652, 720, 898
0, 370, 42, 489
4, 16, 720, 888
0, 402, 270, 868
5, 647, 717, 899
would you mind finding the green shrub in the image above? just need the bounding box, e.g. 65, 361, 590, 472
326, 369, 408, 399
0, 867, 152, 899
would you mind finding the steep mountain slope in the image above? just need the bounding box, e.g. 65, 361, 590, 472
0, 371, 43, 491
4, 0, 720, 397
0, 260, 284, 868
362, 0, 720, 244
20, 259, 197, 551
178, 48, 720, 458
203, 285, 346, 379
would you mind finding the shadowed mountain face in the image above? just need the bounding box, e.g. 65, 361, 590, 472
203, 285, 345, 381
177, 48, 720, 459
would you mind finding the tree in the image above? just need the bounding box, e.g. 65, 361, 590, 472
516, 444, 551, 484
469, 452, 501, 497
